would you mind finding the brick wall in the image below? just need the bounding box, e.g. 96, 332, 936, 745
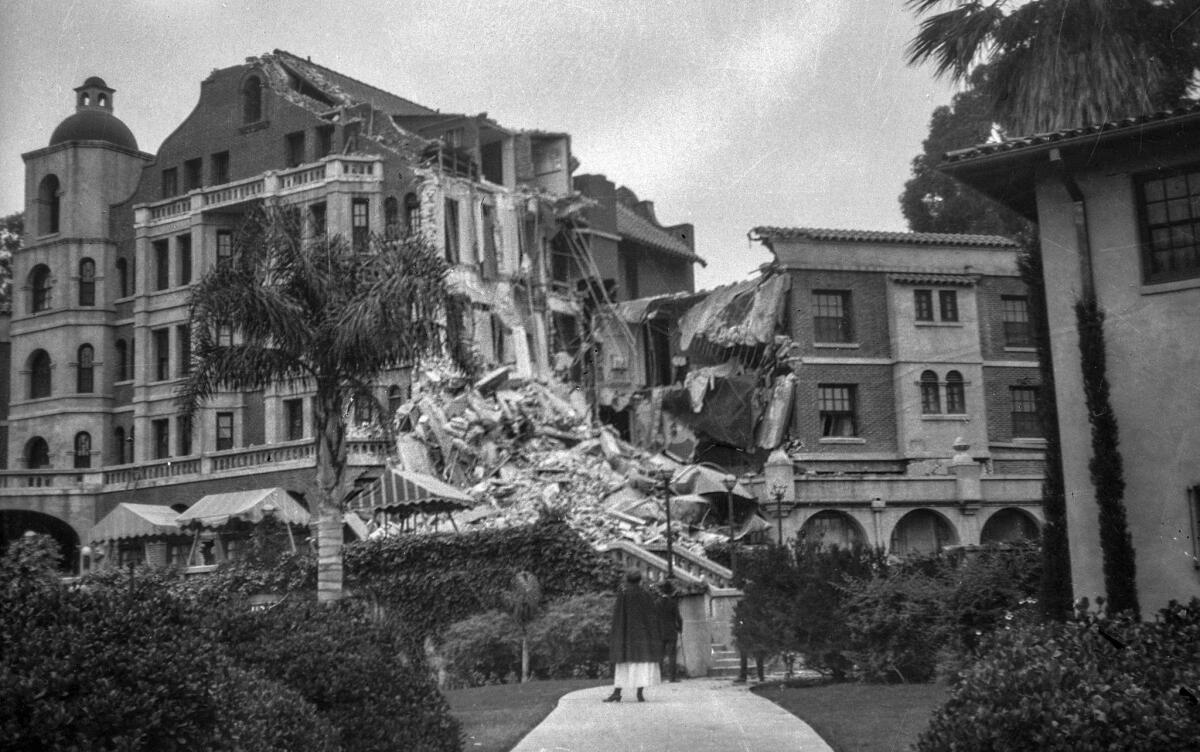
792, 362, 897, 453
976, 275, 1037, 362
982, 365, 1041, 442
790, 269, 891, 358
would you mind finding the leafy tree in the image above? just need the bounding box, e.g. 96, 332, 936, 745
0, 211, 21, 302
179, 203, 473, 603
906, 0, 1200, 134
900, 71, 1029, 237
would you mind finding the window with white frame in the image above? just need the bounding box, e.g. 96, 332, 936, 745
818, 384, 858, 437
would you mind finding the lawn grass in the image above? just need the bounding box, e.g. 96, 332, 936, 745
752, 681, 949, 752
444, 678, 607, 752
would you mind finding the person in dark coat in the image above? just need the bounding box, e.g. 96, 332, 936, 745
656, 580, 683, 682
604, 569, 662, 702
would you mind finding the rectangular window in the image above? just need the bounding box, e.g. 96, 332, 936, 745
216, 230, 233, 263
444, 198, 461, 263
153, 328, 170, 381
1139, 169, 1200, 284
161, 167, 178, 198
177, 415, 192, 456
939, 290, 959, 322
152, 419, 170, 460
284, 398, 304, 441
176, 324, 191, 376
183, 158, 203, 191
216, 412, 234, 451
818, 384, 858, 437
1011, 386, 1041, 438
812, 290, 853, 343
217, 321, 233, 348
153, 239, 170, 290
285, 131, 306, 168
914, 290, 934, 321
177, 233, 192, 286
352, 198, 370, 251
210, 151, 230, 185
481, 204, 499, 279
1001, 296, 1032, 347
316, 126, 334, 158
309, 202, 327, 239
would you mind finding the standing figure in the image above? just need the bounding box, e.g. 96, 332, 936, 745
605, 569, 662, 702
657, 580, 683, 682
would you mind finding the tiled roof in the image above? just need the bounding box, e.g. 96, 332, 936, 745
750, 226, 1018, 249
942, 101, 1200, 164
272, 49, 438, 117
889, 273, 976, 286
617, 204, 706, 265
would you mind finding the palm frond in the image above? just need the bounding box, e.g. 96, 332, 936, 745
906, 3, 1005, 80
176, 342, 309, 417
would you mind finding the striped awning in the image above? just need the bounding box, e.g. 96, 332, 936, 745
176, 487, 310, 529
89, 503, 184, 543
346, 467, 475, 517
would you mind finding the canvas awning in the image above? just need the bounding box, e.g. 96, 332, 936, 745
176, 487, 311, 529
89, 503, 183, 543
678, 273, 790, 351
346, 467, 474, 517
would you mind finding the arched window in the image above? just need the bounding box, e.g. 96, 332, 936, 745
29, 350, 51, 399
113, 427, 125, 465
115, 258, 128, 298
79, 258, 96, 306
26, 437, 50, 469
74, 432, 92, 469
384, 196, 400, 238
30, 264, 52, 312
945, 371, 966, 414
404, 193, 420, 236
242, 75, 262, 123
919, 370, 940, 414
115, 339, 128, 381
38, 175, 60, 235
77, 344, 95, 393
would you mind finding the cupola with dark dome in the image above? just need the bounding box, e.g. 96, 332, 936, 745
49, 77, 138, 150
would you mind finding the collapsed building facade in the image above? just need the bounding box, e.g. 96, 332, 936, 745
595, 227, 1046, 556
0, 52, 702, 567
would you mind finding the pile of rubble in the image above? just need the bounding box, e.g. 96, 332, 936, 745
385, 364, 728, 556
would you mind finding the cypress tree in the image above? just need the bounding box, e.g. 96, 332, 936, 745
1074, 297, 1139, 618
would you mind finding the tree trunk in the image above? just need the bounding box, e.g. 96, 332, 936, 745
521, 635, 530, 683
314, 389, 348, 604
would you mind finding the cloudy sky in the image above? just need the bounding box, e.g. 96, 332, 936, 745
0, 0, 957, 289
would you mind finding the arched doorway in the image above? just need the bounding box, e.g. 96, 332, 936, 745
981, 508, 1040, 544
890, 509, 958, 555
0, 509, 81, 573
800, 510, 866, 550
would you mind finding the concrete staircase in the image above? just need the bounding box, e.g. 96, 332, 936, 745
709, 645, 743, 678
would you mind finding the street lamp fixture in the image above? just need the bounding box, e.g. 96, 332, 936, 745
770, 482, 787, 546
660, 468, 676, 581
721, 473, 738, 574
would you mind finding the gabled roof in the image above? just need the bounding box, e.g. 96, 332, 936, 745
617, 204, 706, 265
271, 49, 438, 117
750, 226, 1017, 249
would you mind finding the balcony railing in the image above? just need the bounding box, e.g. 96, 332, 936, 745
0, 437, 391, 493
136, 156, 383, 227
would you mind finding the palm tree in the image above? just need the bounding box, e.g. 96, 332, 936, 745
179, 203, 472, 602
906, 0, 1200, 133
503, 571, 542, 683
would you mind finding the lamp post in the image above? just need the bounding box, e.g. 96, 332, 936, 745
770, 482, 786, 546
722, 473, 738, 574
660, 469, 675, 580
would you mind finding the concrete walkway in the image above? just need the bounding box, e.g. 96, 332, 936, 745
509, 679, 834, 752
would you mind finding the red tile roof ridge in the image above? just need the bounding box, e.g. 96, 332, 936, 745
750, 226, 1018, 248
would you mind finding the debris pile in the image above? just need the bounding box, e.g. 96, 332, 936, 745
384, 364, 735, 556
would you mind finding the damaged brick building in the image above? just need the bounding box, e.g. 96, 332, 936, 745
0, 52, 702, 566
596, 227, 1045, 555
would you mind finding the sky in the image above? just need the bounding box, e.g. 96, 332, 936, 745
0, 0, 957, 290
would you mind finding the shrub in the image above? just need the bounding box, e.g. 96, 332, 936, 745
529, 592, 614, 679
917, 600, 1200, 751
439, 609, 522, 687
218, 599, 461, 752
842, 568, 951, 683
214, 667, 340, 752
